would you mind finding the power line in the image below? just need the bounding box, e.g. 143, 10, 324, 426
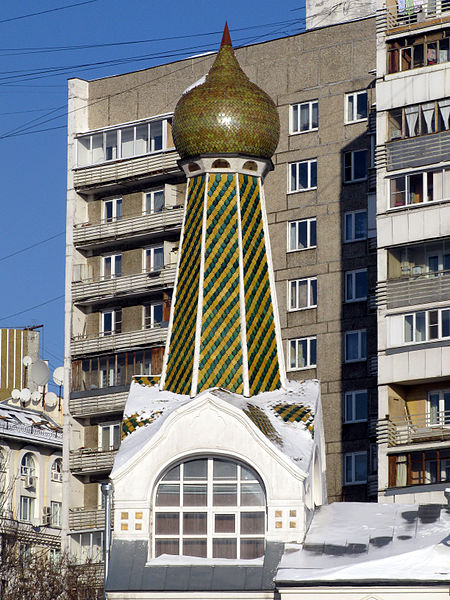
0, 0, 101, 25
0, 296, 64, 322
0, 232, 64, 262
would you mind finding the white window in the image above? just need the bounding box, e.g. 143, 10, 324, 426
21, 453, 36, 477
346, 91, 368, 123
344, 452, 367, 484
51, 458, 62, 482
145, 246, 164, 272
71, 531, 103, 563
344, 150, 367, 182
289, 337, 317, 370
344, 390, 368, 423
401, 308, 450, 344
428, 390, 450, 425
289, 159, 317, 192
100, 423, 121, 452
288, 218, 317, 251
290, 100, 318, 134
102, 254, 122, 280
389, 167, 450, 208
345, 330, 366, 362
153, 457, 265, 559
103, 197, 122, 223
101, 309, 122, 336
344, 210, 367, 242
144, 303, 164, 329
288, 277, 317, 310
144, 189, 165, 214
19, 496, 35, 522
345, 269, 367, 302
51, 501, 62, 527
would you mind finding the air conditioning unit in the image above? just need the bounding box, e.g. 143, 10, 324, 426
51, 471, 62, 483
24, 475, 35, 489
42, 506, 51, 526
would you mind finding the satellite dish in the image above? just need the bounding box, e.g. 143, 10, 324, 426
11, 389, 21, 400
23, 355, 32, 367
30, 360, 50, 386
20, 388, 31, 402
31, 391, 41, 404
53, 366, 64, 387
45, 392, 57, 409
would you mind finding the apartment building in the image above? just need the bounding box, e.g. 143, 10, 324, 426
376, 0, 450, 503
0, 328, 39, 401
64, 16, 378, 558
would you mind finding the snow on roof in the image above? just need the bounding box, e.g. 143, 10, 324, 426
112, 379, 320, 475
276, 502, 450, 583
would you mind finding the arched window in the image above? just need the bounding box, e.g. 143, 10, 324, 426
21, 453, 36, 477
188, 162, 200, 172
153, 457, 265, 560
243, 161, 257, 171
212, 159, 230, 169
51, 458, 62, 482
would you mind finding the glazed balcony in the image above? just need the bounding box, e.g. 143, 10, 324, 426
72, 265, 176, 305
73, 207, 183, 250
378, 409, 450, 446
377, 270, 450, 309
382, 0, 450, 32
69, 506, 111, 531
69, 447, 116, 475
69, 390, 128, 418
71, 326, 168, 358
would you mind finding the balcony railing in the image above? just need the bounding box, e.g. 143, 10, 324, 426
0, 419, 62, 445
69, 506, 111, 531
72, 265, 176, 304
69, 390, 128, 418
378, 409, 450, 446
387, 130, 450, 172
69, 448, 116, 475
381, 0, 450, 31
71, 326, 169, 357
73, 207, 183, 248
73, 149, 180, 190
377, 270, 450, 309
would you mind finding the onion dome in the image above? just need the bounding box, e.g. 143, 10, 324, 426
172, 23, 280, 160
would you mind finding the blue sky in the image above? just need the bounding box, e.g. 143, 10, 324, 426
0, 0, 305, 391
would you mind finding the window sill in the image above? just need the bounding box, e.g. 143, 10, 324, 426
287, 187, 317, 195
344, 358, 367, 364
343, 419, 368, 424
387, 197, 450, 213
146, 555, 265, 566
345, 119, 368, 125
343, 237, 367, 243
343, 480, 367, 486
288, 306, 317, 312
345, 298, 367, 304
287, 365, 317, 372
289, 128, 319, 136
343, 177, 368, 184
286, 246, 317, 254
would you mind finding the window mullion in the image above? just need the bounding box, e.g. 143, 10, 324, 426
207, 458, 213, 558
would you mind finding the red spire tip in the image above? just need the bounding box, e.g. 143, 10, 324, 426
220, 22, 232, 47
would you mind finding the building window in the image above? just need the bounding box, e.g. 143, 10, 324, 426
403, 308, 450, 343
345, 269, 367, 302
51, 458, 62, 482
145, 189, 165, 214
344, 452, 367, 484
289, 337, 317, 370
103, 197, 122, 223
389, 450, 450, 487
101, 309, 122, 337
102, 254, 122, 280
288, 218, 317, 251
71, 531, 103, 563
346, 91, 368, 123
387, 32, 450, 74
51, 501, 62, 528
344, 390, 368, 423
288, 277, 317, 311
428, 389, 450, 425
145, 246, 164, 272
19, 496, 35, 522
100, 423, 121, 452
387, 100, 450, 140
344, 150, 367, 182
290, 100, 318, 134
153, 457, 265, 560
20, 453, 36, 477
144, 303, 164, 329
345, 330, 366, 362
389, 167, 450, 208
344, 210, 367, 242
289, 159, 317, 192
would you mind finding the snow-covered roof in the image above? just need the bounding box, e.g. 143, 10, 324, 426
0, 399, 62, 446
112, 379, 320, 475
276, 502, 450, 583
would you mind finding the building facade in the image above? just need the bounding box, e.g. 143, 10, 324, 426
0, 328, 39, 402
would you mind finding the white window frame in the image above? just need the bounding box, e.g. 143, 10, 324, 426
287, 218, 317, 252
400, 307, 450, 345
288, 336, 317, 370
51, 458, 62, 482
144, 245, 164, 272
388, 167, 450, 210
344, 452, 367, 485
344, 210, 367, 242
51, 501, 62, 528
343, 390, 368, 423
344, 329, 367, 363
101, 309, 122, 337
345, 269, 368, 302
144, 302, 164, 329
288, 159, 317, 193
344, 150, 368, 183
70, 531, 104, 563
103, 197, 122, 223
99, 422, 121, 452
102, 253, 122, 280
19, 496, 35, 522
290, 100, 318, 134
144, 188, 165, 215
427, 389, 450, 425
20, 453, 36, 477
345, 90, 368, 124
287, 277, 317, 311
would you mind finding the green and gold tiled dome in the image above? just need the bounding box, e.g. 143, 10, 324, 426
172, 24, 280, 160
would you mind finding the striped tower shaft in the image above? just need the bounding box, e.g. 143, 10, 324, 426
160, 163, 285, 397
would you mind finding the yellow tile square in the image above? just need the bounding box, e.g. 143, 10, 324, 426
275, 521, 282, 529
135, 523, 142, 531
135, 512, 143, 520
121, 512, 128, 520
275, 510, 282, 518
289, 521, 296, 528
290, 510, 296, 517
121, 523, 128, 531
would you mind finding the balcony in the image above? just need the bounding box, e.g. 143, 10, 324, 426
73, 207, 183, 250
72, 265, 176, 304
69, 390, 128, 418
73, 149, 180, 191
381, 0, 450, 32
377, 271, 450, 309
387, 130, 450, 172
69, 506, 111, 531
69, 447, 116, 475
71, 326, 168, 357
378, 410, 450, 446
0, 419, 62, 446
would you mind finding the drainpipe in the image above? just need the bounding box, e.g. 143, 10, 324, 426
101, 482, 114, 599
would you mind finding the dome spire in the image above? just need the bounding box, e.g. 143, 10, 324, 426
220, 21, 232, 47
